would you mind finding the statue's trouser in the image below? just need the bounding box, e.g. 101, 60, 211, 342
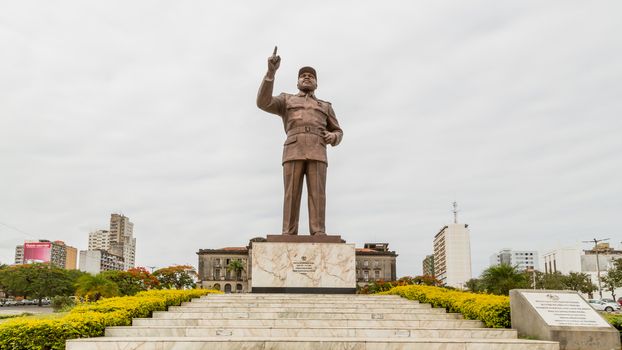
282, 160, 327, 235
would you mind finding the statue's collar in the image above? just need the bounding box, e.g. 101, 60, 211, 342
296, 91, 317, 99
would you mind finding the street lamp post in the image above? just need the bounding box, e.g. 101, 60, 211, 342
526, 267, 536, 290
583, 238, 609, 299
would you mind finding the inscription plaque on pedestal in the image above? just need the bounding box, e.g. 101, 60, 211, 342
522, 292, 610, 328
510, 289, 621, 350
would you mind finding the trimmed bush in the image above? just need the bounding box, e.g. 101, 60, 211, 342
381, 285, 511, 328
0, 289, 221, 350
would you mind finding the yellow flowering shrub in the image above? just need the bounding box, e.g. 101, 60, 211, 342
380, 285, 511, 328
0, 289, 221, 350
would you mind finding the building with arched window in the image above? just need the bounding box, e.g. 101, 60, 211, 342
197, 238, 397, 292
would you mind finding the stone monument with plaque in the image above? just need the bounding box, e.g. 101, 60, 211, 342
510, 289, 621, 350
251, 47, 356, 293
251, 235, 355, 293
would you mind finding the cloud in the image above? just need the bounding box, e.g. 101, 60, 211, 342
1, 1, 621, 279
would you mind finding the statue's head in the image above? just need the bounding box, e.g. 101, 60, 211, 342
297, 66, 317, 93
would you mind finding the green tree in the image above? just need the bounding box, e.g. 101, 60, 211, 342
480, 264, 528, 295
101, 267, 159, 296
0, 264, 74, 305
0, 264, 29, 297
563, 272, 597, 294
600, 259, 622, 300
227, 260, 245, 281
539, 271, 566, 290
0, 264, 9, 298
465, 278, 483, 293
153, 265, 196, 289
75, 274, 120, 301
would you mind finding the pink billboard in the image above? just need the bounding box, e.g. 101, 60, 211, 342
23, 242, 52, 263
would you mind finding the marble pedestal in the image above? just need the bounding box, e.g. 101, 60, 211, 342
251, 235, 356, 293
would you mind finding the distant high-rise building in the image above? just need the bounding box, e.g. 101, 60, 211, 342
422, 255, 435, 276
15, 240, 74, 268
14, 245, 24, 264
489, 249, 539, 271
62, 243, 78, 270
86, 214, 136, 270
108, 214, 136, 270
433, 202, 472, 289
79, 249, 125, 274
88, 229, 112, 251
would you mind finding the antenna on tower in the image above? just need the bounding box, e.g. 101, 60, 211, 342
452, 202, 458, 224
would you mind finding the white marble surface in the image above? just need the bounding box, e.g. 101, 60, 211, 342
151, 311, 461, 320
107, 326, 518, 339
167, 306, 442, 313
251, 242, 355, 289
66, 337, 560, 350
132, 318, 485, 328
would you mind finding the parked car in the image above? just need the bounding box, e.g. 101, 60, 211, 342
588, 299, 621, 312
3, 299, 18, 306
617, 297, 622, 306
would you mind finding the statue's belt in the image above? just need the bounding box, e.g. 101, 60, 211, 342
286, 126, 325, 137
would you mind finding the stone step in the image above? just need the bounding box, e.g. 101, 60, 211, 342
66, 336, 559, 350
184, 301, 424, 308
201, 294, 402, 299
151, 310, 462, 320
106, 325, 518, 339
169, 306, 444, 313
132, 317, 485, 328
187, 298, 419, 304
200, 294, 404, 302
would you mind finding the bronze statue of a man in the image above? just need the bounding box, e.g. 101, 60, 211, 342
256, 49, 343, 236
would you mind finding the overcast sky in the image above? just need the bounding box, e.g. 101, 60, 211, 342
1, 1, 621, 278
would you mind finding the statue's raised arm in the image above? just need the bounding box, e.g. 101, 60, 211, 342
256, 46, 283, 114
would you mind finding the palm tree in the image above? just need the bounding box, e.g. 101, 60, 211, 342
480, 264, 528, 295
75, 274, 120, 301
227, 260, 245, 281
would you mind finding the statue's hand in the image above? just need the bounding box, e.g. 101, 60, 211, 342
323, 132, 336, 145
268, 55, 281, 74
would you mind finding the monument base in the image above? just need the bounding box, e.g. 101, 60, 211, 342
251, 235, 356, 294
510, 289, 620, 350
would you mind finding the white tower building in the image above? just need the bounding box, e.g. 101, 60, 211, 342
433, 202, 472, 288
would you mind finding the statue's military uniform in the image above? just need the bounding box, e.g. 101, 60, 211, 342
257, 75, 343, 235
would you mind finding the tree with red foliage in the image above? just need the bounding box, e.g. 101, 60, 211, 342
100, 267, 159, 296
153, 265, 196, 290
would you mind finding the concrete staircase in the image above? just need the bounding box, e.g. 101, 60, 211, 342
66, 293, 559, 349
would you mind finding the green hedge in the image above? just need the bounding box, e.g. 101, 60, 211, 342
603, 313, 622, 331
0, 289, 221, 350
380, 285, 511, 328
